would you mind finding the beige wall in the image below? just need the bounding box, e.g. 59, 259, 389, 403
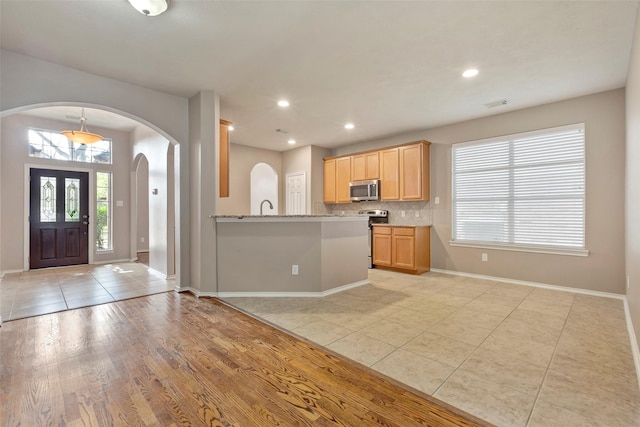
335, 89, 626, 294
626, 7, 640, 350
132, 126, 173, 276
0, 113, 132, 272
216, 143, 282, 215
216, 219, 368, 293
136, 156, 149, 252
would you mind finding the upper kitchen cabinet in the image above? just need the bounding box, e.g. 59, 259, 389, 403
335, 156, 352, 203
323, 156, 352, 204
399, 142, 430, 201
219, 119, 232, 198
351, 152, 379, 181
323, 158, 337, 203
380, 148, 400, 200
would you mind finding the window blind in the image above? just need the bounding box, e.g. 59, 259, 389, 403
451, 124, 585, 251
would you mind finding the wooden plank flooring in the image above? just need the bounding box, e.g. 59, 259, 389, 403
0, 292, 492, 426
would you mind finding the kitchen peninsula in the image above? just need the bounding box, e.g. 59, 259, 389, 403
215, 215, 369, 295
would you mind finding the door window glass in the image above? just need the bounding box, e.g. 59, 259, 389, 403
65, 178, 80, 222
40, 176, 56, 222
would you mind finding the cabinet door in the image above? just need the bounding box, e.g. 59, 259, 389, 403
336, 157, 352, 203
219, 119, 232, 198
373, 228, 392, 266
380, 148, 399, 200
351, 154, 366, 181
400, 144, 426, 200
365, 152, 380, 179
323, 159, 336, 203
392, 228, 416, 270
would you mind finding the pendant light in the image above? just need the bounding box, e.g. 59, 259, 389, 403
61, 108, 103, 145
127, 0, 169, 16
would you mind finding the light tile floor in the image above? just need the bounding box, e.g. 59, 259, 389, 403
0, 262, 174, 322
223, 269, 640, 427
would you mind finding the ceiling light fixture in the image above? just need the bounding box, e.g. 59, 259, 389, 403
344, 123, 355, 129
288, 139, 296, 145
277, 100, 290, 107
127, 0, 169, 16
462, 68, 479, 78
61, 108, 103, 145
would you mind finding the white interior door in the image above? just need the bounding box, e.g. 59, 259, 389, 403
286, 172, 306, 215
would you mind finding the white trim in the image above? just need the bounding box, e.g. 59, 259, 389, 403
430, 268, 623, 299
217, 279, 370, 298
92, 258, 131, 265
449, 241, 589, 257
0, 269, 24, 278
623, 298, 640, 389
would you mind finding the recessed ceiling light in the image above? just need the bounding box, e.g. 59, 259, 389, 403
228, 125, 234, 131
288, 139, 296, 145
462, 69, 479, 78
277, 100, 290, 107
344, 123, 355, 129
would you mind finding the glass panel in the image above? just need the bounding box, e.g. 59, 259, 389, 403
28, 128, 112, 165
65, 178, 80, 222
40, 177, 56, 222
96, 172, 112, 251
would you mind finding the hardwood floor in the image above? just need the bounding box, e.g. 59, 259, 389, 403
0, 292, 491, 426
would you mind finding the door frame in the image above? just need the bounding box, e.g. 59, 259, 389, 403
24, 164, 95, 271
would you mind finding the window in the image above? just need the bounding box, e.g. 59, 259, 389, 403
29, 128, 111, 164
451, 124, 586, 255
96, 172, 112, 251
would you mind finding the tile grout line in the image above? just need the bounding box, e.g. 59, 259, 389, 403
523, 295, 575, 427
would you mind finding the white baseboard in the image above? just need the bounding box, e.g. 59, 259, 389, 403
217, 279, 370, 299
430, 268, 639, 390
0, 269, 23, 278
430, 268, 624, 300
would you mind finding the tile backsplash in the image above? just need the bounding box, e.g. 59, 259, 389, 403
327, 200, 432, 225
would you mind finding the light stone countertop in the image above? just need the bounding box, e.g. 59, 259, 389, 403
214, 215, 368, 223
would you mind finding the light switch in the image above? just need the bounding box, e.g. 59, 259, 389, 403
116, 200, 124, 207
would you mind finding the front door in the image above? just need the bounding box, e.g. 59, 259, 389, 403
29, 168, 89, 269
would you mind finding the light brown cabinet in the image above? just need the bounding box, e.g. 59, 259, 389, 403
323, 140, 430, 204
335, 157, 352, 203
400, 143, 430, 200
323, 158, 336, 203
324, 156, 352, 204
372, 226, 392, 266
379, 148, 400, 200
373, 225, 430, 274
219, 119, 232, 198
351, 152, 379, 181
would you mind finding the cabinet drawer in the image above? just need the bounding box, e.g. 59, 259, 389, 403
393, 227, 415, 236
373, 226, 391, 235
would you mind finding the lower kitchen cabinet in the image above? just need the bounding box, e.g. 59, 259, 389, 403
373, 225, 430, 274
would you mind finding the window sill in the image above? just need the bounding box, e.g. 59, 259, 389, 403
95, 250, 114, 255
449, 241, 589, 257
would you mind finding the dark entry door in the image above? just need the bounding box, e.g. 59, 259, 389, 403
29, 168, 89, 269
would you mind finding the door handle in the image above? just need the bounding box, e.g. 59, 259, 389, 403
83, 221, 89, 225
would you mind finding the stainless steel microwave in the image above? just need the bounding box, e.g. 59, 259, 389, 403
349, 180, 380, 201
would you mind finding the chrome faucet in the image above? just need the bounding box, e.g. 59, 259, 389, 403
260, 199, 273, 215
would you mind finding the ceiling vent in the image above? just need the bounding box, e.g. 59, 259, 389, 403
484, 99, 508, 109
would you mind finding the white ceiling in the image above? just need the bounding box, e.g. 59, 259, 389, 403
1, 1, 638, 151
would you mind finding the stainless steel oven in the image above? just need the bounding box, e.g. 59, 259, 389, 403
358, 209, 389, 268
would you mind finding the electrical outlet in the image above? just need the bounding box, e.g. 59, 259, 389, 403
401, 210, 406, 217
434, 196, 440, 204
292, 265, 299, 275
627, 275, 631, 290
415, 211, 420, 217
140, 237, 144, 243
482, 253, 488, 262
